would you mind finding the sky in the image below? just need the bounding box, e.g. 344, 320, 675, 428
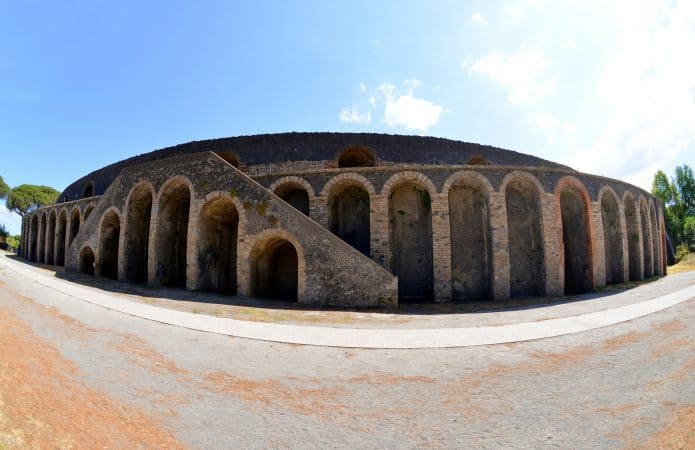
1, 0, 694, 235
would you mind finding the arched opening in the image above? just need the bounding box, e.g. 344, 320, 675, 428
84, 204, 95, 221
624, 195, 641, 281
154, 181, 191, 287
125, 185, 153, 283
215, 150, 241, 168
83, 183, 94, 198
274, 183, 310, 216
197, 197, 239, 294
98, 211, 120, 280
328, 183, 370, 256
389, 183, 434, 302
600, 192, 624, 284
251, 238, 298, 300
55, 210, 67, 266
46, 211, 56, 265
505, 179, 544, 297
30, 215, 39, 262
38, 213, 47, 263
559, 187, 593, 294
650, 204, 659, 275
338, 146, 376, 168
449, 183, 491, 300
69, 209, 81, 246
79, 247, 95, 276
640, 202, 653, 278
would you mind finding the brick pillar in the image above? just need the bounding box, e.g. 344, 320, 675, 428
147, 202, 160, 286
489, 192, 510, 301
618, 202, 630, 282
635, 207, 645, 280
186, 198, 202, 290
370, 194, 390, 270
431, 193, 451, 303
591, 201, 606, 289
37, 215, 44, 263
310, 197, 327, 228
541, 193, 563, 296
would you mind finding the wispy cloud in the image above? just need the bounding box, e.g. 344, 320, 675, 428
468, 48, 557, 105
339, 105, 371, 124
471, 12, 487, 24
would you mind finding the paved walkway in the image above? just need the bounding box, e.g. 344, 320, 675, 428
0, 255, 693, 448
1, 253, 693, 348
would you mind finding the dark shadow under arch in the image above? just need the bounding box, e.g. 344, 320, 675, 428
197, 197, 239, 294
56, 210, 67, 266
154, 181, 191, 287
328, 184, 370, 256
274, 184, 309, 216
251, 238, 298, 300
624, 196, 641, 281
79, 247, 95, 276
99, 211, 120, 280
125, 185, 153, 283
559, 188, 593, 294
600, 193, 624, 284
338, 146, 376, 168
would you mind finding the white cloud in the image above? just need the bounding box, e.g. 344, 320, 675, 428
0, 204, 21, 235
378, 80, 444, 132
359, 82, 366, 93
572, 0, 695, 190
471, 12, 487, 24
469, 48, 557, 105
339, 105, 371, 124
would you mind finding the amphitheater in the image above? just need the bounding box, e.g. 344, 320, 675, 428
19, 133, 667, 309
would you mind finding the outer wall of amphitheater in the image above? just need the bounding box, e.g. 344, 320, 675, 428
20, 134, 667, 309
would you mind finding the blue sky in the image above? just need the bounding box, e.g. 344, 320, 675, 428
2, 0, 694, 234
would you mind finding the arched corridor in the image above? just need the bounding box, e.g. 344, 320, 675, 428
125, 185, 153, 283
154, 180, 191, 287
251, 238, 299, 300
328, 183, 370, 256
98, 210, 121, 279
197, 197, 239, 294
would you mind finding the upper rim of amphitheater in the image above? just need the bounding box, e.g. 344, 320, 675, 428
60, 132, 575, 200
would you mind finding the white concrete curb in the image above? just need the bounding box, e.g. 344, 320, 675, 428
2, 255, 693, 349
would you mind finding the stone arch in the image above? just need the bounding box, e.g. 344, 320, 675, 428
124, 182, 154, 283
38, 212, 47, 263
84, 203, 96, 221
79, 246, 95, 275
271, 177, 312, 216
68, 207, 81, 249
83, 182, 94, 198
446, 172, 493, 300
598, 187, 625, 284
639, 196, 653, 278
381, 171, 437, 198
29, 214, 39, 262
502, 171, 545, 298
323, 174, 373, 256
555, 177, 594, 294
623, 192, 641, 281
98, 208, 121, 279
247, 229, 305, 301
386, 175, 435, 302
153, 176, 193, 287
55, 208, 68, 266
196, 195, 240, 294
649, 201, 660, 275
337, 146, 376, 168
46, 210, 57, 265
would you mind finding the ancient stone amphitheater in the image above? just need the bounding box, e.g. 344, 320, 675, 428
19, 133, 666, 308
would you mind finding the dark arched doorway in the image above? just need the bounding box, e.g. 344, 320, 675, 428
98, 211, 120, 279
328, 184, 370, 256
125, 185, 153, 283
252, 238, 298, 300
197, 197, 239, 294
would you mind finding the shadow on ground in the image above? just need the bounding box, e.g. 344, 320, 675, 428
7, 254, 662, 316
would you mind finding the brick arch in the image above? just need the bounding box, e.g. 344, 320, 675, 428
269, 176, 316, 199
155, 175, 196, 205
97, 207, 122, 279
203, 191, 248, 234
381, 171, 437, 197
554, 176, 594, 294
123, 181, 156, 283
441, 170, 494, 196
598, 185, 625, 285
320, 173, 376, 197
241, 228, 306, 302
638, 195, 653, 278
500, 170, 545, 196
68, 206, 82, 250
78, 245, 96, 275
445, 170, 494, 300
622, 191, 642, 280
83, 202, 97, 221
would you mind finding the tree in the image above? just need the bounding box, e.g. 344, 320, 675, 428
0, 175, 9, 199
653, 164, 695, 258
6, 184, 60, 216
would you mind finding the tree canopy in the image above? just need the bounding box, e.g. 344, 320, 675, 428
0, 175, 9, 199
6, 184, 60, 216
652, 164, 695, 260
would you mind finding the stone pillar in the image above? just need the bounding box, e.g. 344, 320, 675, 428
186, 198, 202, 291
147, 202, 160, 286
635, 207, 645, 280
431, 193, 451, 303
310, 197, 327, 228
489, 192, 510, 301
370, 194, 390, 270
37, 214, 44, 263
541, 193, 563, 296
591, 201, 606, 289
618, 202, 630, 283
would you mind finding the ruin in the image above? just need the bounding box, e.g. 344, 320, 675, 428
19, 133, 667, 308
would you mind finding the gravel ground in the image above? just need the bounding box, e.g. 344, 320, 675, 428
0, 261, 693, 449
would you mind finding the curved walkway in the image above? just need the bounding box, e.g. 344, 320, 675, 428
1, 253, 693, 349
